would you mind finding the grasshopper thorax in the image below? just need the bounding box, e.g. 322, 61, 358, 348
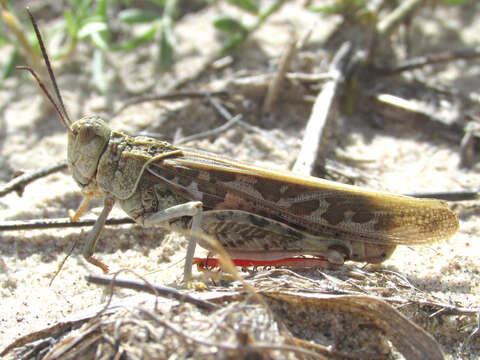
67, 115, 111, 189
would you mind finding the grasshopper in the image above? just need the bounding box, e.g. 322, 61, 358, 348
19, 9, 459, 281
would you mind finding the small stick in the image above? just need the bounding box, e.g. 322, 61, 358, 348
373, 93, 465, 140
112, 90, 228, 117
208, 96, 289, 151
261, 21, 324, 117
262, 28, 297, 114
85, 274, 219, 311
378, 47, 480, 75
0, 217, 134, 231
0, 161, 67, 197
408, 191, 479, 202
293, 42, 352, 175
459, 122, 480, 168
376, 0, 423, 40
176, 114, 242, 145
285, 72, 332, 83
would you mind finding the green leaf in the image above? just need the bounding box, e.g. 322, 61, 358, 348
92, 49, 107, 94
441, 0, 471, 4
157, 21, 175, 71
78, 21, 107, 39
119, 8, 160, 24
310, 0, 367, 14
219, 33, 245, 55
69, 0, 93, 15
90, 31, 109, 50
111, 24, 159, 51
226, 0, 259, 14
0, 30, 10, 47
213, 17, 248, 35
64, 10, 78, 37
96, 0, 108, 19
96, 1, 110, 46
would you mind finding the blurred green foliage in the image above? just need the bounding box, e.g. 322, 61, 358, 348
1, 0, 287, 91
0, 0, 474, 90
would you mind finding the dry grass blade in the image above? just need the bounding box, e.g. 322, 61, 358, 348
141, 308, 328, 360
2, 291, 330, 359
264, 292, 445, 360
2, 289, 449, 359
262, 28, 297, 114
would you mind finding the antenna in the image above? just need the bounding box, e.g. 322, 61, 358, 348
16, 65, 72, 133
17, 7, 73, 133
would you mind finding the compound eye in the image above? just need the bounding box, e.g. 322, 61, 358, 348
77, 125, 96, 144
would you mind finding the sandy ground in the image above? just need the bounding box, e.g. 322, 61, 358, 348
0, 1, 479, 359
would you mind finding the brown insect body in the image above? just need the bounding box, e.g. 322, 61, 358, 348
153, 148, 458, 264
68, 116, 458, 270
21, 9, 459, 279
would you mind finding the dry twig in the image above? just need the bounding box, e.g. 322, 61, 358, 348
112, 90, 228, 117
408, 191, 479, 202
376, 0, 423, 40
373, 93, 466, 141
0, 161, 67, 197
379, 47, 480, 75
176, 114, 242, 145
0, 217, 134, 231
262, 28, 297, 114
86, 274, 219, 311
293, 42, 352, 175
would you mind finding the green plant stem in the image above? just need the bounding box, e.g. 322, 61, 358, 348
254, 0, 286, 32
220, 0, 286, 55
1, 7, 42, 71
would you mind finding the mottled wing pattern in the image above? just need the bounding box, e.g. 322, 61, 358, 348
148, 150, 459, 246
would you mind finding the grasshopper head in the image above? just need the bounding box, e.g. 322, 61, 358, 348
67, 115, 111, 189
19, 10, 110, 192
